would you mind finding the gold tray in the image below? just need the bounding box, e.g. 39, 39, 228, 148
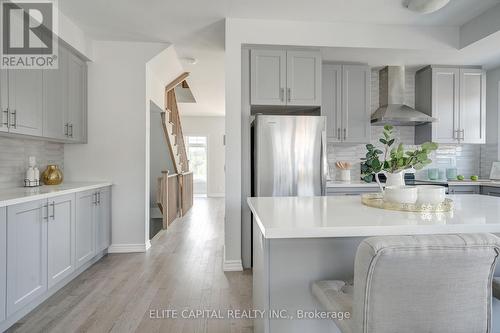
361, 193, 454, 213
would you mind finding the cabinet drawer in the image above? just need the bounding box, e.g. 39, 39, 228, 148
326, 187, 380, 196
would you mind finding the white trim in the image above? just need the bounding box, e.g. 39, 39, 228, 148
208, 193, 225, 198
108, 243, 150, 253
223, 245, 243, 271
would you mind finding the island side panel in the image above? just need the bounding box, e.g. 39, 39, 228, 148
268, 237, 364, 333
253, 220, 270, 333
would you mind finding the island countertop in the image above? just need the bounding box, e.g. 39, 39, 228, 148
247, 195, 500, 239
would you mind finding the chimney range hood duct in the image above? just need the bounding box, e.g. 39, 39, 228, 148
371, 66, 436, 126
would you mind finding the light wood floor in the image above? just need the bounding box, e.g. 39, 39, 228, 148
9, 198, 253, 333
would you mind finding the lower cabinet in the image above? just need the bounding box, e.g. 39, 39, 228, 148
96, 187, 111, 252
448, 185, 480, 194
48, 194, 76, 288
481, 186, 500, 197
76, 190, 96, 268
0, 207, 6, 323
326, 187, 380, 196
6, 199, 48, 316
0, 186, 111, 329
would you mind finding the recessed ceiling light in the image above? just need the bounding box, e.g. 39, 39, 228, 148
182, 57, 198, 65
403, 0, 451, 14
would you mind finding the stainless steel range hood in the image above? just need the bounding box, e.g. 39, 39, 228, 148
371, 66, 436, 126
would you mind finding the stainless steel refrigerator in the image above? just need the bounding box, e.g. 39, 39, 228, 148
252, 115, 327, 197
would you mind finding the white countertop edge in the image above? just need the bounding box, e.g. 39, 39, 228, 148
0, 182, 112, 208
247, 197, 268, 238
262, 224, 500, 239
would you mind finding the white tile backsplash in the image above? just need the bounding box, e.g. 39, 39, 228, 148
0, 137, 64, 189
328, 68, 487, 181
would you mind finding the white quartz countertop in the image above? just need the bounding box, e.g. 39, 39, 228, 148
415, 179, 500, 187
326, 180, 379, 188
247, 195, 500, 239
0, 182, 112, 208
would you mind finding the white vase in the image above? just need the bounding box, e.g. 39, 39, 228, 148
375, 171, 406, 192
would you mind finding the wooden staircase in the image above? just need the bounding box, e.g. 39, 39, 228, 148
156, 72, 194, 229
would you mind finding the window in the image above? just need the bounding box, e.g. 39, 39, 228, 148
186, 136, 208, 195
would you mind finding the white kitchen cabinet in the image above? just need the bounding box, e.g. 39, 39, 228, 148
415, 66, 485, 144
322, 64, 342, 141
6, 199, 47, 316
0, 69, 8, 133
459, 68, 485, 144
76, 190, 96, 268
67, 51, 86, 142
322, 64, 370, 143
250, 49, 321, 107
95, 187, 111, 252
251, 49, 287, 106
47, 194, 75, 288
0, 207, 6, 323
43, 48, 68, 140
7, 70, 44, 136
286, 51, 321, 106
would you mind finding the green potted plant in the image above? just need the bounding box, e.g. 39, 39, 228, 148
361, 125, 438, 190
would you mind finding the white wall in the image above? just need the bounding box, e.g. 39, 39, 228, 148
64, 41, 167, 252
181, 116, 225, 197
224, 18, 465, 270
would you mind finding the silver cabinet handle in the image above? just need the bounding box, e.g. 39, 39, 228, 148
69, 123, 73, 138
43, 203, 49, 220
2, 108, 8, 128
97, 192, 101, 205
460, 129, 465, 140
50, 201, 55, 220
10, 110, 16, 128
287, 88, 291, 102
93, 192, 98, 205
343, 128, 347, 140
64, 123, 69, 136
280, 88, 284, 102
337, 128, 341, 140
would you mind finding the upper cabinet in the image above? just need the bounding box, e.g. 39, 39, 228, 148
0, 43, 87, 143
250, 49, 321, 107
322, 64, 371, 143
415, 66, 485, 144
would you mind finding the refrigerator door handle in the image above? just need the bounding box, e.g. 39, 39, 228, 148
320, 128, 328, 196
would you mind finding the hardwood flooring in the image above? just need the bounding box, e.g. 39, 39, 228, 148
9, 198, 253, 333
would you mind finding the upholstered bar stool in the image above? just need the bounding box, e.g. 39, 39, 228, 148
494, 277, 500, 299
313, 234, 500, 333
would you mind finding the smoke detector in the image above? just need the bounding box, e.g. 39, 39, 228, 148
403, 0, 450, 14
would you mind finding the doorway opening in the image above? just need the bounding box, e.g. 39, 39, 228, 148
186, 136, 208, 196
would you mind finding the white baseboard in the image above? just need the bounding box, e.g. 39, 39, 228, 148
108, 243, 150, 253
223, 245, 243, 271
208, 193, 225, 198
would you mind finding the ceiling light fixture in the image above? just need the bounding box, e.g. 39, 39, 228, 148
182, 57, 198, 65
403, 0, 450, 14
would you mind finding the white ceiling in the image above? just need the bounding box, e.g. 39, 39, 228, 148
59, 0, 500, 116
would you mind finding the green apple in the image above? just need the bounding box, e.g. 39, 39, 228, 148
471, 175, 479, 181
457, 175, 465, 181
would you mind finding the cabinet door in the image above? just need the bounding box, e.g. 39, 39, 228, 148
286, 51, 321, 106
67, 52, 86, 142
342, 65, 370, 143
48, 194, 75, 288
0, 69, 8, 133
96, 188, 111, 252
76, 190, 96, 268
43, 48, 68, 140
250, 49, 286, 106
6, 199, 47, 316
0, 207, 6, 322
7, 69, 43, 136
459, 69, 485, 144
431, 68, 460, 143
321, 64, 342, 141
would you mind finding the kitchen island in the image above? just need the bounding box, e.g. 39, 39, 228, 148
247, 195, 500, 333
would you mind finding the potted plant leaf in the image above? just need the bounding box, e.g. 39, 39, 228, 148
361, 125, 438, 191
